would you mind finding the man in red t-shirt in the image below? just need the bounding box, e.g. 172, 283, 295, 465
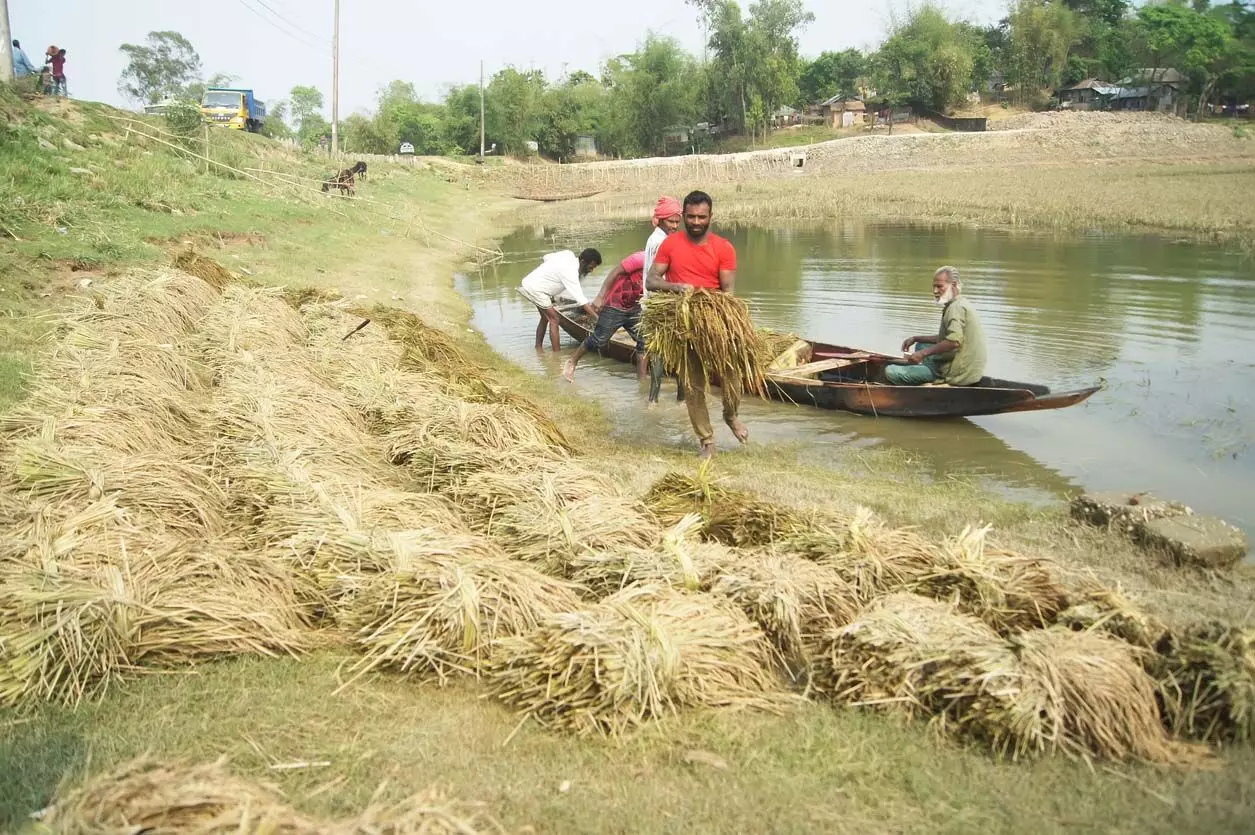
562, 250, 647, 382
645, 190, 747, 458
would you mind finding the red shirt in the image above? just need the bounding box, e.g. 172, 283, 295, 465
50, 54, 66, 76
605, 251, 645, 310
653, 232, 736, 290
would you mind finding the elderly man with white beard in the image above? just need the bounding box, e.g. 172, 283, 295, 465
886, 265, 988, 386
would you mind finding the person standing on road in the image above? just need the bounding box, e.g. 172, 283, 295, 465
517, 248, 602, 352
645, 190, 748, 458
642, 195, 684, 406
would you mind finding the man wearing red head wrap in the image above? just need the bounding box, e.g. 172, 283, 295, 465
643, 196, 684, 405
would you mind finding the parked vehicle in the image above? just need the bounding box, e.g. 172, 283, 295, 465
200, 88, 266, 132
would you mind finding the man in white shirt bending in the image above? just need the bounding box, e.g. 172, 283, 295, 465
518, 248, 602, 351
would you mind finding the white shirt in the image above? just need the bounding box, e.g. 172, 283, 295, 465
642, 226, 668, 301
520, 250, 589, 305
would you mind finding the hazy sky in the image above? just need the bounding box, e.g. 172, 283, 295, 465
10, 0, 1005, 115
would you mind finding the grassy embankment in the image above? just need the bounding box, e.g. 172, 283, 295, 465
2, 92, 1254, 832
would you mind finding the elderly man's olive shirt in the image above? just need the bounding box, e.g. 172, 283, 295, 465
934, 296, 987, 386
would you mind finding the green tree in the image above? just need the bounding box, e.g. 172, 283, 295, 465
601, 34, 704, 156
340, 113, 393, 154
537, 75, 607, 159
486, 68, 547, 155
289, 85, 325, 130
1136, 0, 1233, 113
874, 4, 979, 113
1005, 0, 1081, 103
117, 31, 203, 104
260, 100, 293, 139
798, 49, 866, 104
442, 84, 484, 154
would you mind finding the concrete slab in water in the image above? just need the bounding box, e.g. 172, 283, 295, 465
1070, 491, 1191, 535
1137, 515, 1250, 571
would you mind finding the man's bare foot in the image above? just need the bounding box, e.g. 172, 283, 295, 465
699, 442, 716, 460
727, 418, 749, 444
562, 359, 576, 382
646, 400, 658, 410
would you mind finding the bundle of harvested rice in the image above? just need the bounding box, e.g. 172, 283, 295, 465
568, 514, 734, 595
367, 304, 474, 370
1057, 588, 1165, 649
172, 248, 237, 289
488, 585, 785, 735
1010, 627, 1193, 762
81, 270, 221, 341
391, 398, 564, 453
758, 328, 803, 367
36, 757, 322, 835
642, 290, 768, 400
386, 434, 557, 493
194, 286, 309, 374
39, 757, 505, 835
782, 507, 935, 600
1150, 623, 1255, 743
452, 461, 614, 527
811, 593, 1017, 730
644, 463, 809, 547
711, 551, 861, 675
0, 539, 308, 707
491, 494, 660, 574
342, 551, 583, 684
11, 441, 228, 536
911, 524, 1068, 634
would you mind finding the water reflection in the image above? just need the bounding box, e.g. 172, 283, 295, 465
461, 221, 1255, 546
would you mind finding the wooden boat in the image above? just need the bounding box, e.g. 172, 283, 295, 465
509, 189, 604, 203
555, 308, 1101, 418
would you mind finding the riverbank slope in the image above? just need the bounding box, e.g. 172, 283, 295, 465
1, 92, 1252, 832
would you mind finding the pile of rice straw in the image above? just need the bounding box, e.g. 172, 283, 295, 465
910, 524, 1069, 634
490, 495, 660, 574
641, 290, 769, 401
644, 463, 810, 547
1150, 623, 1255, 743
815, 594, 1195, 762
37, 756, 502, 834
488, 585, 787, 735
567, 514, 733, 594
341, 547, 583, 684
711, 551, 861, 677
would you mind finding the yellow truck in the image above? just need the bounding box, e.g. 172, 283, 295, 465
200, 88, 266, 132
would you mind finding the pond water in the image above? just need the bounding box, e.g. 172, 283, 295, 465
456, 222, 1255, 551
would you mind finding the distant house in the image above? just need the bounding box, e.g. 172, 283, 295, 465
573, 134, 598, 158
771, 105, 802, 128
818, 95, 866, 129
1056, 78, 1120, 110
1111, 69, 1187, 114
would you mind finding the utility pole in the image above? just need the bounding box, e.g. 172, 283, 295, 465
0, 0, 14, 84
479, 59, 485, 162
331, 0, 340, 154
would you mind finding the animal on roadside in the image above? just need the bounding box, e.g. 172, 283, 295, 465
321, 161, 368, 196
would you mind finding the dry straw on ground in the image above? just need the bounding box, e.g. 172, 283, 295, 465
815, 594, 1195, 763
1150, 623, 1255, 744
645, 463, 810, 547
488, 585, 787, 735
37, 756, 503, 834
642, 290, 769, 403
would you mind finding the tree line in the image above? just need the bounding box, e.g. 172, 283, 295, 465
119, 0, 1254, 159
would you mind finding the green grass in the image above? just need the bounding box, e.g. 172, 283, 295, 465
713, 124, 861, 153
4, 653, 1254, 834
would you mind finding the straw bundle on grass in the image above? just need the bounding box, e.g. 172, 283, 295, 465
911, 524, 1069, 634
367, 304, 474, 370
568, 514, 734, 595
1056, 588, 1165, 649
11, 441, 228, 536
39, 757, 505, 835
395, 398, 563, 452
782, 507, 935, 601
812, 593, 1017, 725
195, 286, 309, 374
82, 270, 221, 341
36, 757, 323, 835
488, 585, 786, 735
342, 551, 583, 684
644, 463, 809, 547
452, 461, 614, 527
1150, 623, 1255, 744
491, 494, 660, 574
641, 290, 768, 401
172, 248, 237, 289
1009, 627, 1194, 763
711, 551, 861, 675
